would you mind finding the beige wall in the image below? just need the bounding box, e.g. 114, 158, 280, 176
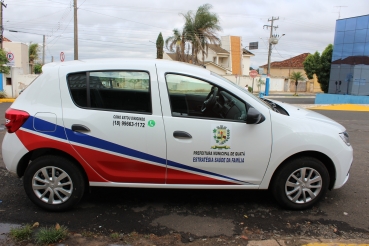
205, 63, 227, 75
242, 55, 251, 76
3, 42, 30, 74
3, 67, 39, 98
261, 67, 322, 93
163, 53, 174, 61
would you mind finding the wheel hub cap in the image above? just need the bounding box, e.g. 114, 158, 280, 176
285, 167, 322, 204
32, 166, 73, 205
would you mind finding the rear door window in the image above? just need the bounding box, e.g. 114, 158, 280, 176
67, 71, 151, 114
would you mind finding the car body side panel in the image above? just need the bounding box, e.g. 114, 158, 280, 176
259, 111, 353, 189
58, 61, 168, 184
156, 63, 273, 185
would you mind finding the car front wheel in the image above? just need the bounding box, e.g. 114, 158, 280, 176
271, 157, 329, 210
23, 155, 85, 211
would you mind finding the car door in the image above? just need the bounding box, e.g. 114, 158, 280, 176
156, 67, 272, 186
59, 63, 167, 184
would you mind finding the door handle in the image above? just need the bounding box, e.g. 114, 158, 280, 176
71, 124, 90, 133
173, 131, 192, 139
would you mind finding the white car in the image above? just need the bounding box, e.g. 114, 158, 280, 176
2, 59, 353, 211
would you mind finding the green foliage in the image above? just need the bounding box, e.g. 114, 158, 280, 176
34, 63, 42, 74
303, 44, 333, 93
182, 4, 221, 64
29, 43, 39, 64
303, 52, 320, 80
110, 232, 120, 240
165, 29, 183, 61
290, 71, 306, 96
156, 32, 164, 59
9, 224, 33, 241
248, 87, 252, 92
35, 225, 68, 245
0, 49, 10, 74
319, 44, 333, 93
0, 90, 7, 98
257, 78, 265, 91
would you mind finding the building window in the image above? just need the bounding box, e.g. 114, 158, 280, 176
6, 78, 12, 85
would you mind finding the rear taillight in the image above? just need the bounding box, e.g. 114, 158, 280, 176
5, 108, 30, 133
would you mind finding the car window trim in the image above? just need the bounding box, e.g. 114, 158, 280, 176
164, 72, 249, 123
66, 69, 153, 115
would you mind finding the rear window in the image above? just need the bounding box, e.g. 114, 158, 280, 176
67, 71, 151, 114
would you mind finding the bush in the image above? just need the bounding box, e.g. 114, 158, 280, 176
34, 64, 42, 74
35, 225, 68, 245
0, 90, 7, 98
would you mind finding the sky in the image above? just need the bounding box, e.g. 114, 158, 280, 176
2, 0, 369, 68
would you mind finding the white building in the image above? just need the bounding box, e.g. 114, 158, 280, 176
2, 38, 39, 98
164, 35, 254, 76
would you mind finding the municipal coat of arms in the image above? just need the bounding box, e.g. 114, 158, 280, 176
211, 125, 231, 149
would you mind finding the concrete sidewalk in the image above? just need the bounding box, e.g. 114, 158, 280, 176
247, 238, 369, 245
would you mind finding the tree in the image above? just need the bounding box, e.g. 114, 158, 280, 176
29, 43, 39, 74
319, 44, 333, 93
257, 78, 265, 92
165, 29, 186, 62
182, 4, 221, 64
303, 44, 333, 93
0, 49, 10, 74
156, 33, 164, 59
290, 71, 305, 96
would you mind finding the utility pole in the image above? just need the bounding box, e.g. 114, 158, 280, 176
0, 0, 7, 49
74, 0, 78, 60
42, 35, 45, 65
263, 16, 279, 96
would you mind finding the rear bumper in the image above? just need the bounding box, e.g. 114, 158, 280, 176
2, 132, 29, 176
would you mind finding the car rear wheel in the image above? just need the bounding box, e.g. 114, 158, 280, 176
271, 157, 329, 210
23, 155, 85, 211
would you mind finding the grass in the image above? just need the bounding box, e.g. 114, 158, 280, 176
9, 224, 33, 241
81, 230, 95, 238
110, 232, 120, 240
35, 225, 69, 245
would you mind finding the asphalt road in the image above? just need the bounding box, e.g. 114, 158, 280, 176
0, 102, 368, 242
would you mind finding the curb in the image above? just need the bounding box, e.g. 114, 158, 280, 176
0, 99, 15, 103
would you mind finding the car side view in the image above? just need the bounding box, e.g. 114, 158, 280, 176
2, 59, 353, 211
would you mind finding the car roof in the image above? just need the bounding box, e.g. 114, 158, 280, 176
43, 58, 208, 74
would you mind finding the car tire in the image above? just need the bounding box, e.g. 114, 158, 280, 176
271, 157, 329, 210
23, 155, 85, 211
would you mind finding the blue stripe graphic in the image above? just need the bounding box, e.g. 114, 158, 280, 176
22, 116, 250, 184
22, 116, 166, 165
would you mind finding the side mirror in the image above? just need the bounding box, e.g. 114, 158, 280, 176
246, 108, 265, 124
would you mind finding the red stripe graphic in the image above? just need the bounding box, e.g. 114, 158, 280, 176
16, 130, 106, 182
16, 129, 237, 185
167, 168, 235, 185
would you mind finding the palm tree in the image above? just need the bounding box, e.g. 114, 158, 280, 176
290, 71, 306, 96
182, 4, 222, 64
29, 43, 39, 74
165, 29, 185, 61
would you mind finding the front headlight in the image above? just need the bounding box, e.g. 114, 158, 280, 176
339, 131, 350, 146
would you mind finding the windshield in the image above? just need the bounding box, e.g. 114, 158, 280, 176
210, 72, 272, 110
